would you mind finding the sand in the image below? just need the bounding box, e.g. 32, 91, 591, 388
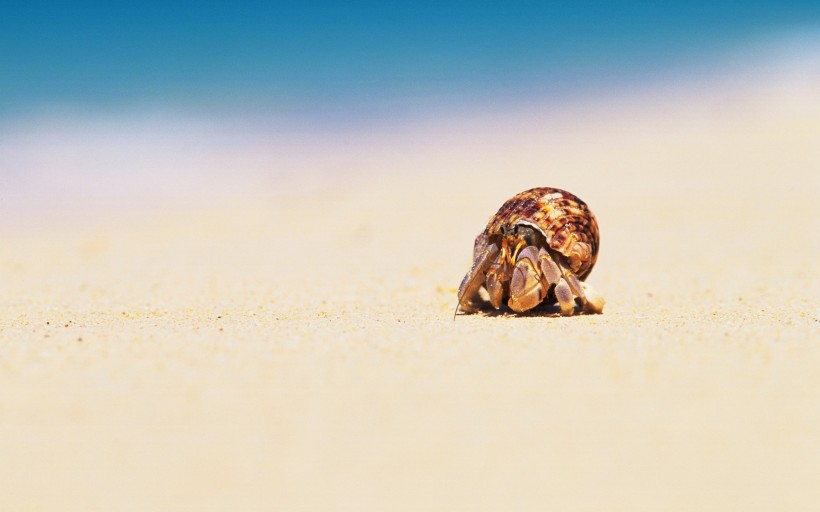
1, 78, 819, 510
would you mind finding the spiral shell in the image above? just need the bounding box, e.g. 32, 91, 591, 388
484, 187, 600, 279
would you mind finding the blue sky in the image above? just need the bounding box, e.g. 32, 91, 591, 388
2, 1, 819, 116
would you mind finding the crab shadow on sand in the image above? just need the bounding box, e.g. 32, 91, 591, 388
456, 301, 595, 319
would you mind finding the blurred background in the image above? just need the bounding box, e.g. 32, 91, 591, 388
2, 1, 819, 222
3, 4, 820, 511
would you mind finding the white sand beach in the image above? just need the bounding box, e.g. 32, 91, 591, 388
1, 64, 819, 510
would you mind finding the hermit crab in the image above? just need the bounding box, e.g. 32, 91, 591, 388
457, 187, 604, 316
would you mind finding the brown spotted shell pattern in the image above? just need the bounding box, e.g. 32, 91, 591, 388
457, 187, 604, 316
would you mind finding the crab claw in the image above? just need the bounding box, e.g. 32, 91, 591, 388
538, 248, 562, 285
508, 246, 546, 313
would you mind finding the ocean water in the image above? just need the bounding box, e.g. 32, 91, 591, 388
3, 2, 819, 113
1, 2, 819, 220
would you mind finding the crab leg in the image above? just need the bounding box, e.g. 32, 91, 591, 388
456, 234, 500, 314
485, 261, 508, 309
550, 249, 605, 315
581, 282, 605, 313
554, 278, 575, 316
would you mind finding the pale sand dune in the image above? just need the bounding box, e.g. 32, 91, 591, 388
1, 76, 819, 511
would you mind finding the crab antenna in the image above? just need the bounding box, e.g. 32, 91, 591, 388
453, 293, 463, 321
